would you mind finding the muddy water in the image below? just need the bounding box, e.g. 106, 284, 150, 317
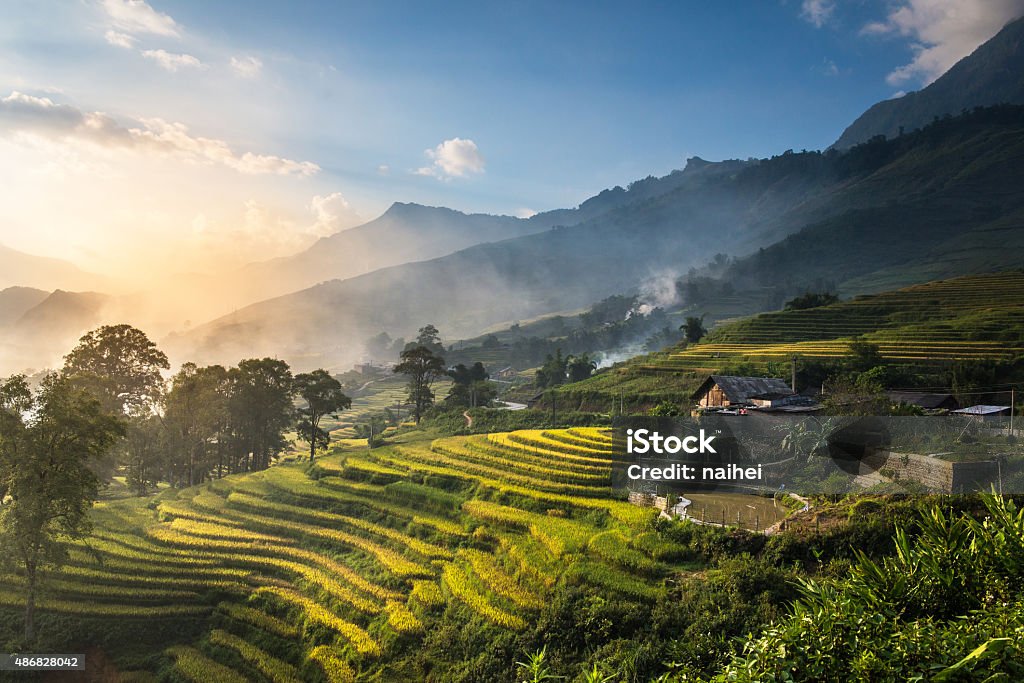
681, 492, 791, 531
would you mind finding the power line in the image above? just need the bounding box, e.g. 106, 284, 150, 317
887, 384, 1023, 394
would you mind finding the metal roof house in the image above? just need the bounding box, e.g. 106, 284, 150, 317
691, 375, 795, 408
951, 405, 1011, 421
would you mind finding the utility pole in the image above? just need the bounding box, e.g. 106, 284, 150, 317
791, 355, 798, 393
1011, 388, 1015, 437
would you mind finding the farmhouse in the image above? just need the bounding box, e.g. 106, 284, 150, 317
887, 391, 959, 411
692, 375, 795, 408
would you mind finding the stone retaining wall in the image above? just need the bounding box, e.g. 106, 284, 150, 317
860, 450, 998, 492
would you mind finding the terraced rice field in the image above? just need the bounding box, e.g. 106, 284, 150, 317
645, 271, 1024, 372
324, 376, 453, 440
1, 426, 700, 681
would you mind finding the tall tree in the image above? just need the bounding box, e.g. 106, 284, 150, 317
447, 362, 494, 407
227, 359, 294, 471
681, 315, 707, 343
394, 346, 446, 423
536, 349, 568, 389
405, 324, 446, 356
62, 325, 170, 487
163, 364, 230, 486
566, 354, 597, 383
62, 324, 169, 416
0, 374, 124, 642
123, 415, 164, 495
294, 369, 351, 462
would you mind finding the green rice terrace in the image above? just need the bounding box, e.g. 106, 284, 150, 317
0, 427, 722, 681
325, 376, 452, 440
644, 270, 1024, 373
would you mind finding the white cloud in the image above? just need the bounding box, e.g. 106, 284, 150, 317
104, 30, 136, 48
377, 164, 390, 176
416, 137, 485, 179
515, 207, 537, 219
309, 192, 362, 235
0, 91, 319, 176
820, 58, 840, 76
862, 0, 1024, 86
141, 49, 204, 72
801, 0, 835, 28
230, 55, 263, 78
101, 0, 179, 37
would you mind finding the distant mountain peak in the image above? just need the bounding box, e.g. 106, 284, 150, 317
383, 202, 471, 218
834, 14, 1024, 149
683, 156, 711, 171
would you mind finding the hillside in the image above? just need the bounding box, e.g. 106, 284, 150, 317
636, 270, 1024, 374
0, 243, 105, 292
171, 107, 1024, 371
232, 161, 752, 306
718, 106, 1024, 302
547, 270, 1024, 413
833, 15, 1024, 149
236, 204, 548, 303
0, 290, 109, 372
0, 286, 48, 326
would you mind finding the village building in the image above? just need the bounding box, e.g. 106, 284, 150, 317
951, 405, 1012, 422
887, 391, 959, 411
691, 375, 796, 408
493, 366, 518, 380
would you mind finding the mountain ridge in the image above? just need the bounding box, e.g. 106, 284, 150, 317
833, 14, 1024, 149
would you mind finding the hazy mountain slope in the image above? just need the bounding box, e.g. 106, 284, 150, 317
237, 204, 542, 301
234, 160, 752, 305
0, 243, 105, 292
14, 289, 108, 336
0, 290, 109, 372
0, 286, 49, 327
169, 142, 935, 369
834, 15, 1024, 149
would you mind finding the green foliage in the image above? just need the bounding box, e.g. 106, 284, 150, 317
394, 345, 446, 423
0, 373, 125, 642
294, 369, 351, 463
784, 291, 839, 310
681, 316, 707, 344
516, 646, 563, 682
566, 354, 597, 383
62, 324, 169, 417
446, 362, 496, 408
227, 358, 295, 472
699, 495, 1024, 682
536, 349, 568, 389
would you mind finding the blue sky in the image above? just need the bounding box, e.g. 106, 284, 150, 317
0, 0, 1021, 278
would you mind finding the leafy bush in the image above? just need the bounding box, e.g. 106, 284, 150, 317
693, 495, 1024, 682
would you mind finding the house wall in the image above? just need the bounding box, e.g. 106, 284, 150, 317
699, 385, 728, 407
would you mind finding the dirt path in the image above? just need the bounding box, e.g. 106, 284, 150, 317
463, 411, 473, 428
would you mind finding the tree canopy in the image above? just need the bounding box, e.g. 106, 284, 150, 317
394, 345, 446, 423
62, 324, 169, 417
0, 374, 125, 642
446, 362, 495, 407
294, 369, 351, 462
681, 316, 708, 344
